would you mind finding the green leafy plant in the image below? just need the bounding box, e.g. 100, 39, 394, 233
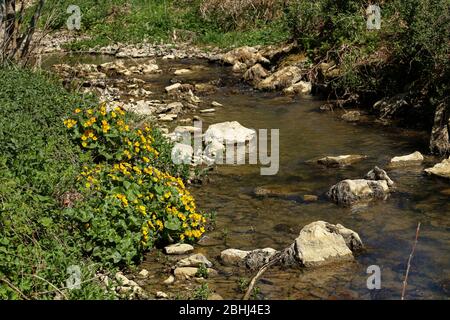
196, 264, 209, 278
63, 104, 208, 266
192, 283, 211, 300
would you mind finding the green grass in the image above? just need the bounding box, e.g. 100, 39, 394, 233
39, 0, 290, 50
0, 67, 114, 299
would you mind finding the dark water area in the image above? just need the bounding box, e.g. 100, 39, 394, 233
43, 53, 449, 300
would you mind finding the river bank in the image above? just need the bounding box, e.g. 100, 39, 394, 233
2, 0, 449, 300
43, 49, 450, 299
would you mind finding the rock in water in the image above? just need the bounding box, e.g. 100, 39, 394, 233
204, 121, 256, 145
365, 166, 394, 187
243, 64, 269, 84
164, 243, 194, 255
220, 248, 276, 267
256, 66, 302, 90
220, 249, 250, 266
244, 248, 277, 270
176, 253, 213, 268
341, 111, 361, 122
174, 267, 198, 279
293, 221, 363, 267
283, 81, 312, 95
425, 158, 450, 179
220, 222, 363, 270
390, 151, 424, 165
222, 46, 269, 67
165, 83, 182, 93
174, 68, 191, 75
163, 275, 175, 285
327, 166, 394, 205
156, 291, 169, 299
317, 154, 367, 167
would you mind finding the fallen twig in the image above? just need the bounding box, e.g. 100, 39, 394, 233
242, 251, 285, 300
0, 277, 29, 300
401, 222, 421, 300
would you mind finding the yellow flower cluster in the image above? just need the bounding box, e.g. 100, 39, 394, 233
79, 165, 103, 189
115, 193, 128, 207
83, 117, 97, 128
68, 104, 208, 250
64, 119, 77, 129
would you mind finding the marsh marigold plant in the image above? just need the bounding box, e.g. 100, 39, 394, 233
63, 104, 207, 265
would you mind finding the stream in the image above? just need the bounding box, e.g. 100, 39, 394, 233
44, 54, 449, 300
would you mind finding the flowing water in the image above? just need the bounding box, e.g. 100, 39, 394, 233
44, 54, 450, 300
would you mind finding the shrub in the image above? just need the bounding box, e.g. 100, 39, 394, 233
63, 104, 208, 266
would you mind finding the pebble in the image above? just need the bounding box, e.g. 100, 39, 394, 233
176, 253, 213, 268
138, 269, 149, 278
164, 243, 194, 255
156, 291, 169, 299
303, 195, 318, 202
211, 101, 223, 107
163, 275, 175, 285
199, 108, 215, 113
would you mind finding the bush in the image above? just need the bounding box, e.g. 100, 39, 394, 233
63, 104, 207, 266
286, 0, 450, 122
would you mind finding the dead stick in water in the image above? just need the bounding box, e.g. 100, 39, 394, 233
243, 252, 284, 300
401, 222, 421, 300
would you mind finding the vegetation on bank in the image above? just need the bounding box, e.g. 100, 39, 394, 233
41, 0, 290, 49
287, 0, 449, 129
40, 0, 448, 125
0, 67, 208, 299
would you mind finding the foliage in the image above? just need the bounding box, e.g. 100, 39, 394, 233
192, 283, 211, 300
40, 0, 290, 49
286, 0, 450, 125
195, 264, 209, 278
63, 104, 207, 266
0, 67, 112, 299
0, 67, 208, 298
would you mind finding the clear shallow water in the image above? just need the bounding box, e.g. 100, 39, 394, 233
45, 54, 450, 299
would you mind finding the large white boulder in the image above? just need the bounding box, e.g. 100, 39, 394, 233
204, 121, 256, 145
293, 221, 363, 267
